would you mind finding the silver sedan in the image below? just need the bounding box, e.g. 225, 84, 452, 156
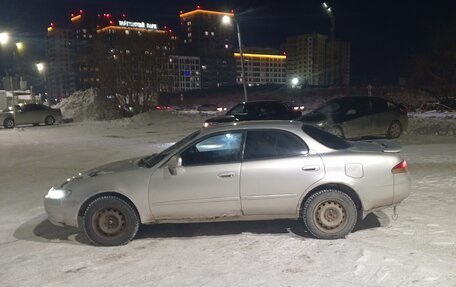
1, 103, 62, 128
44, 121, 411, 246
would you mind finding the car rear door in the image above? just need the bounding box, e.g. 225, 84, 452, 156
240, 129, 325, 215
149, 131, 244, 220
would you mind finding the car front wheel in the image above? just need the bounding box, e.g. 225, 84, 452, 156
83, 196, 139, 246
302, 189, 357, 239
44, 115, 55, 125
3, 118, 15, 128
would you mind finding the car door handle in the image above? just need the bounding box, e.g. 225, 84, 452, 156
302, 165, 320, 171
217, 172, 236, 178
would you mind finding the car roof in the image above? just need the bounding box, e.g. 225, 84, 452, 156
200, 120, 303, 135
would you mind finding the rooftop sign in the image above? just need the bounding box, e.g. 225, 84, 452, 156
118, 20, 157, 30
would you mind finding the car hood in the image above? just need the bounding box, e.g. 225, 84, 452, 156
205, 114, 237, 123
84, 157, 142, 177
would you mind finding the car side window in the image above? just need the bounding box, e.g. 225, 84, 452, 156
372, 98, 388, 113
22, 105, 37, 112
180, 132, 243, 166
244, 130, 308, 160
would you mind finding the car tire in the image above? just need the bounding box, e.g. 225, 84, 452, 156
83, 196, 139, 246
387, 121, 402, 139
327, 126, 344, 138
44, 116, 55, 126
302, 189, 357, 239
3, 118, 15, 129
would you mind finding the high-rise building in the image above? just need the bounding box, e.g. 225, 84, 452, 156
179, 8, 236, 88
326, 40, 350, 87
69, 10, 99, 91
96, 18, 177, 99
235, 52, 286, 86
46, 24, 76, 100
285, 34, 328, 87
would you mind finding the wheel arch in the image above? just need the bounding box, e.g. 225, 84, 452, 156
78, 191, 141, 222
299, 183, 363, 219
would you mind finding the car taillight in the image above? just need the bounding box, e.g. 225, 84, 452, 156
399, 105, 407, 115
392, 160, 408, 174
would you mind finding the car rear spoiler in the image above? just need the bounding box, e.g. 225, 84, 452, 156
363, 139, 402, 153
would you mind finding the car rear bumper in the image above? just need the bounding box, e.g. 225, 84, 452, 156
393, 172, 411, 204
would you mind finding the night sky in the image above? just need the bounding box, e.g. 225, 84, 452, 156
0, 0, 454, 85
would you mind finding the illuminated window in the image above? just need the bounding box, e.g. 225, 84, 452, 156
225, 44, 229, 49
211, 32, 215, 36
187, 21, 191, 26
125, 30, 130, 35
205, 31, 209, 36
188, 33, 192, 37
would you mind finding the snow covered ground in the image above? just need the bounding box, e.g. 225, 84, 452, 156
0, 111, 455, 287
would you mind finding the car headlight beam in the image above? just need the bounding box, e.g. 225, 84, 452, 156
46, 187, 71, 199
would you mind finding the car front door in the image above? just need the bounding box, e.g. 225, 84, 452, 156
240, 130, 325, 215
149, 131, 244, 220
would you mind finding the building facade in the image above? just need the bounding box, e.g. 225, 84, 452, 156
163, 55, 201, 92
235, 52, 286, 86
46, 25, 76, 100
179, 8, 236, 88
95, 18, 177, 105
70, 10, 100, 91
285, 34, 328, 87
326, 40, 351, 87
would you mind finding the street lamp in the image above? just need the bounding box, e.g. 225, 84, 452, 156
0, 32, 9, 45
36, 62, 45, 73
222, 14, 248, 102
291, 77, 299, 88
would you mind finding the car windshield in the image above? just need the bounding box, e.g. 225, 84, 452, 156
140, 130, 200, 167
302, 124, 352, 150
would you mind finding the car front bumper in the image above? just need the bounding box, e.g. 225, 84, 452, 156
44, 196, 80, 228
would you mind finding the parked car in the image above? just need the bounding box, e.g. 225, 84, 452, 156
300, 96, 408, 139
204, 100, 302, 127
44, 121, 410, 246
1, 103, 63, 128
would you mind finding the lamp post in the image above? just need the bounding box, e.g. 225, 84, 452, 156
36, 62, 46, 102
323, 1, 336, 86
222, 15, 248, 102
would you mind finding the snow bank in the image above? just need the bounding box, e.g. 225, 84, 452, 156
54, 89, 121, 121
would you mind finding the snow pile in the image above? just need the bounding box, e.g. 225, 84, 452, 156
407, 112, 456, 136
54, 89, 121, 121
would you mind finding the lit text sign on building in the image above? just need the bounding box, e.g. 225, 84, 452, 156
118, 20, 158, 30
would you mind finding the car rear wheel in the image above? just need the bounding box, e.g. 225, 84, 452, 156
3, 118, 15, 129
44, 115, 55, 125
302, 189, 357, 239
387, 121, 402, 139
327, 126, 344, 138
83, 196, 139, 246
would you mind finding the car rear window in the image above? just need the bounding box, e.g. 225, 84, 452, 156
302, 125, 352, 150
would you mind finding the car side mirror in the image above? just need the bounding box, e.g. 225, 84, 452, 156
167, 155, 183, 176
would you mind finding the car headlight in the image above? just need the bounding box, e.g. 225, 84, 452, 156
45, 187, 71, 199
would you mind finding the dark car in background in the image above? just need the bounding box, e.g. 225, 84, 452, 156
204, 100, 302, 127
1, 103, 63, 128
300, 96, 408, 139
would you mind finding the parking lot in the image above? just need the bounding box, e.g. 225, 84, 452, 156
0, 112, 455, 286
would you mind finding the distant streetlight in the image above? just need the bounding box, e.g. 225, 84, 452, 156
36, 62, 45, 73
0, 32, 10, 45
16, 42, 24, 51
222, 14, 248, 102
291, 77, 299, 88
